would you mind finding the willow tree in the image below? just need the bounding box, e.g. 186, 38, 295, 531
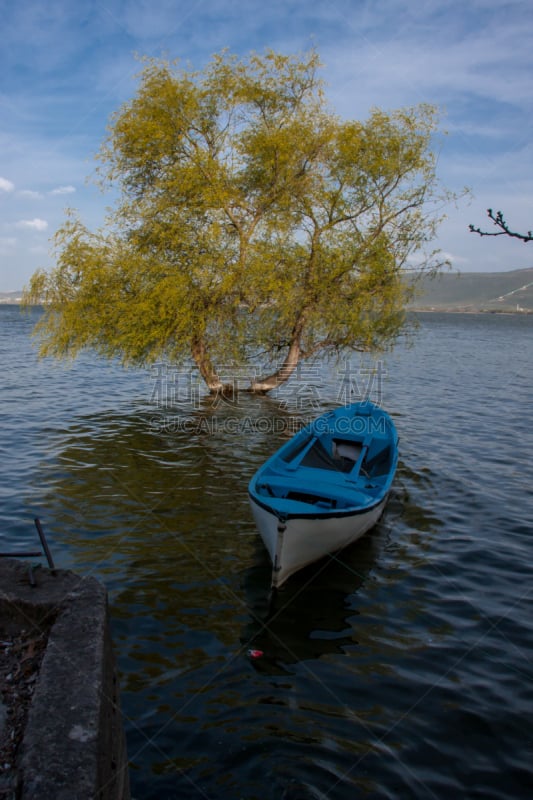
24, 50, 448, 393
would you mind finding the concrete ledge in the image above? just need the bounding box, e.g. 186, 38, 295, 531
0, 559, 130, 800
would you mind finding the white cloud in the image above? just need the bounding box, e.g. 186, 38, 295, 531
0, 177, 15, 192
18, 189, 43, 199
15, 218, 49, 231
49, 185, 76, 195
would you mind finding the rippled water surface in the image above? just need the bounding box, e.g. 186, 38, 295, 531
1, 306, 532, 799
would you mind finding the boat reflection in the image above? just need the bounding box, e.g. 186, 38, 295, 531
240, 526, 384, 673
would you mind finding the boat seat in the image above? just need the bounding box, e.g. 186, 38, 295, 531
256, 475, 372, 508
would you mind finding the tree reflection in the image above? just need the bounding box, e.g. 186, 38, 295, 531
32, 392, 443, 689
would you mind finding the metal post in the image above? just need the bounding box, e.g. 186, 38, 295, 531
34, 518, 56, 573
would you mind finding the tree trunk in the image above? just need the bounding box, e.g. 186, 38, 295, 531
192, 320, 304, 396
249, 336, 301, 393
191, 336, 232, 395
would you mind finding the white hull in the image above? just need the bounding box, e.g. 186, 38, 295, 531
249, 497, 386, 588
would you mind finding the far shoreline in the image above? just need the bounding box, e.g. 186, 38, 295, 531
1, 300, 532, 315
409, 307, 532, 315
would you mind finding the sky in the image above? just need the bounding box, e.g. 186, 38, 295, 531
1, 0, 532, 291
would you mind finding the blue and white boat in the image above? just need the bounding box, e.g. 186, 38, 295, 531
248, 402, 399, 588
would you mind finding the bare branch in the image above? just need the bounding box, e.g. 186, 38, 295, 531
469, 209, 533, 242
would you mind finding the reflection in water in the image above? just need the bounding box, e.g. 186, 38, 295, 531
241, 532, 380, 672
35, 397, 426, 645
5, 307, 532, 798
34, 399, 455, 797
25, 385, 454, 797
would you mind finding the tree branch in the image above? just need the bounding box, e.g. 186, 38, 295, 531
469, 209, 533, 242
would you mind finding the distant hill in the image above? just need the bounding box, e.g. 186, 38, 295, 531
409, 268, 533, 313
3, 268, 533, 313
0, 291, 23, 304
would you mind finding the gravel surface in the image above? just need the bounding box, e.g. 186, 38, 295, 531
0, 627, 48, 799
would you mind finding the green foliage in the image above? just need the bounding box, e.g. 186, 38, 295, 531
24, 49, 451, 392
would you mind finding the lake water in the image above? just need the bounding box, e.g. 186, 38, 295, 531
1, 305, 532, 799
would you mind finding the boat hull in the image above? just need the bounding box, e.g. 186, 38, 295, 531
249, 494, 387, 588
248, 401, 398, 588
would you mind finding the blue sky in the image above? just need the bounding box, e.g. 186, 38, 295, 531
1, 0, 532, 291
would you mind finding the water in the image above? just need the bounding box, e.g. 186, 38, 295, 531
1, 305, 532, 799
